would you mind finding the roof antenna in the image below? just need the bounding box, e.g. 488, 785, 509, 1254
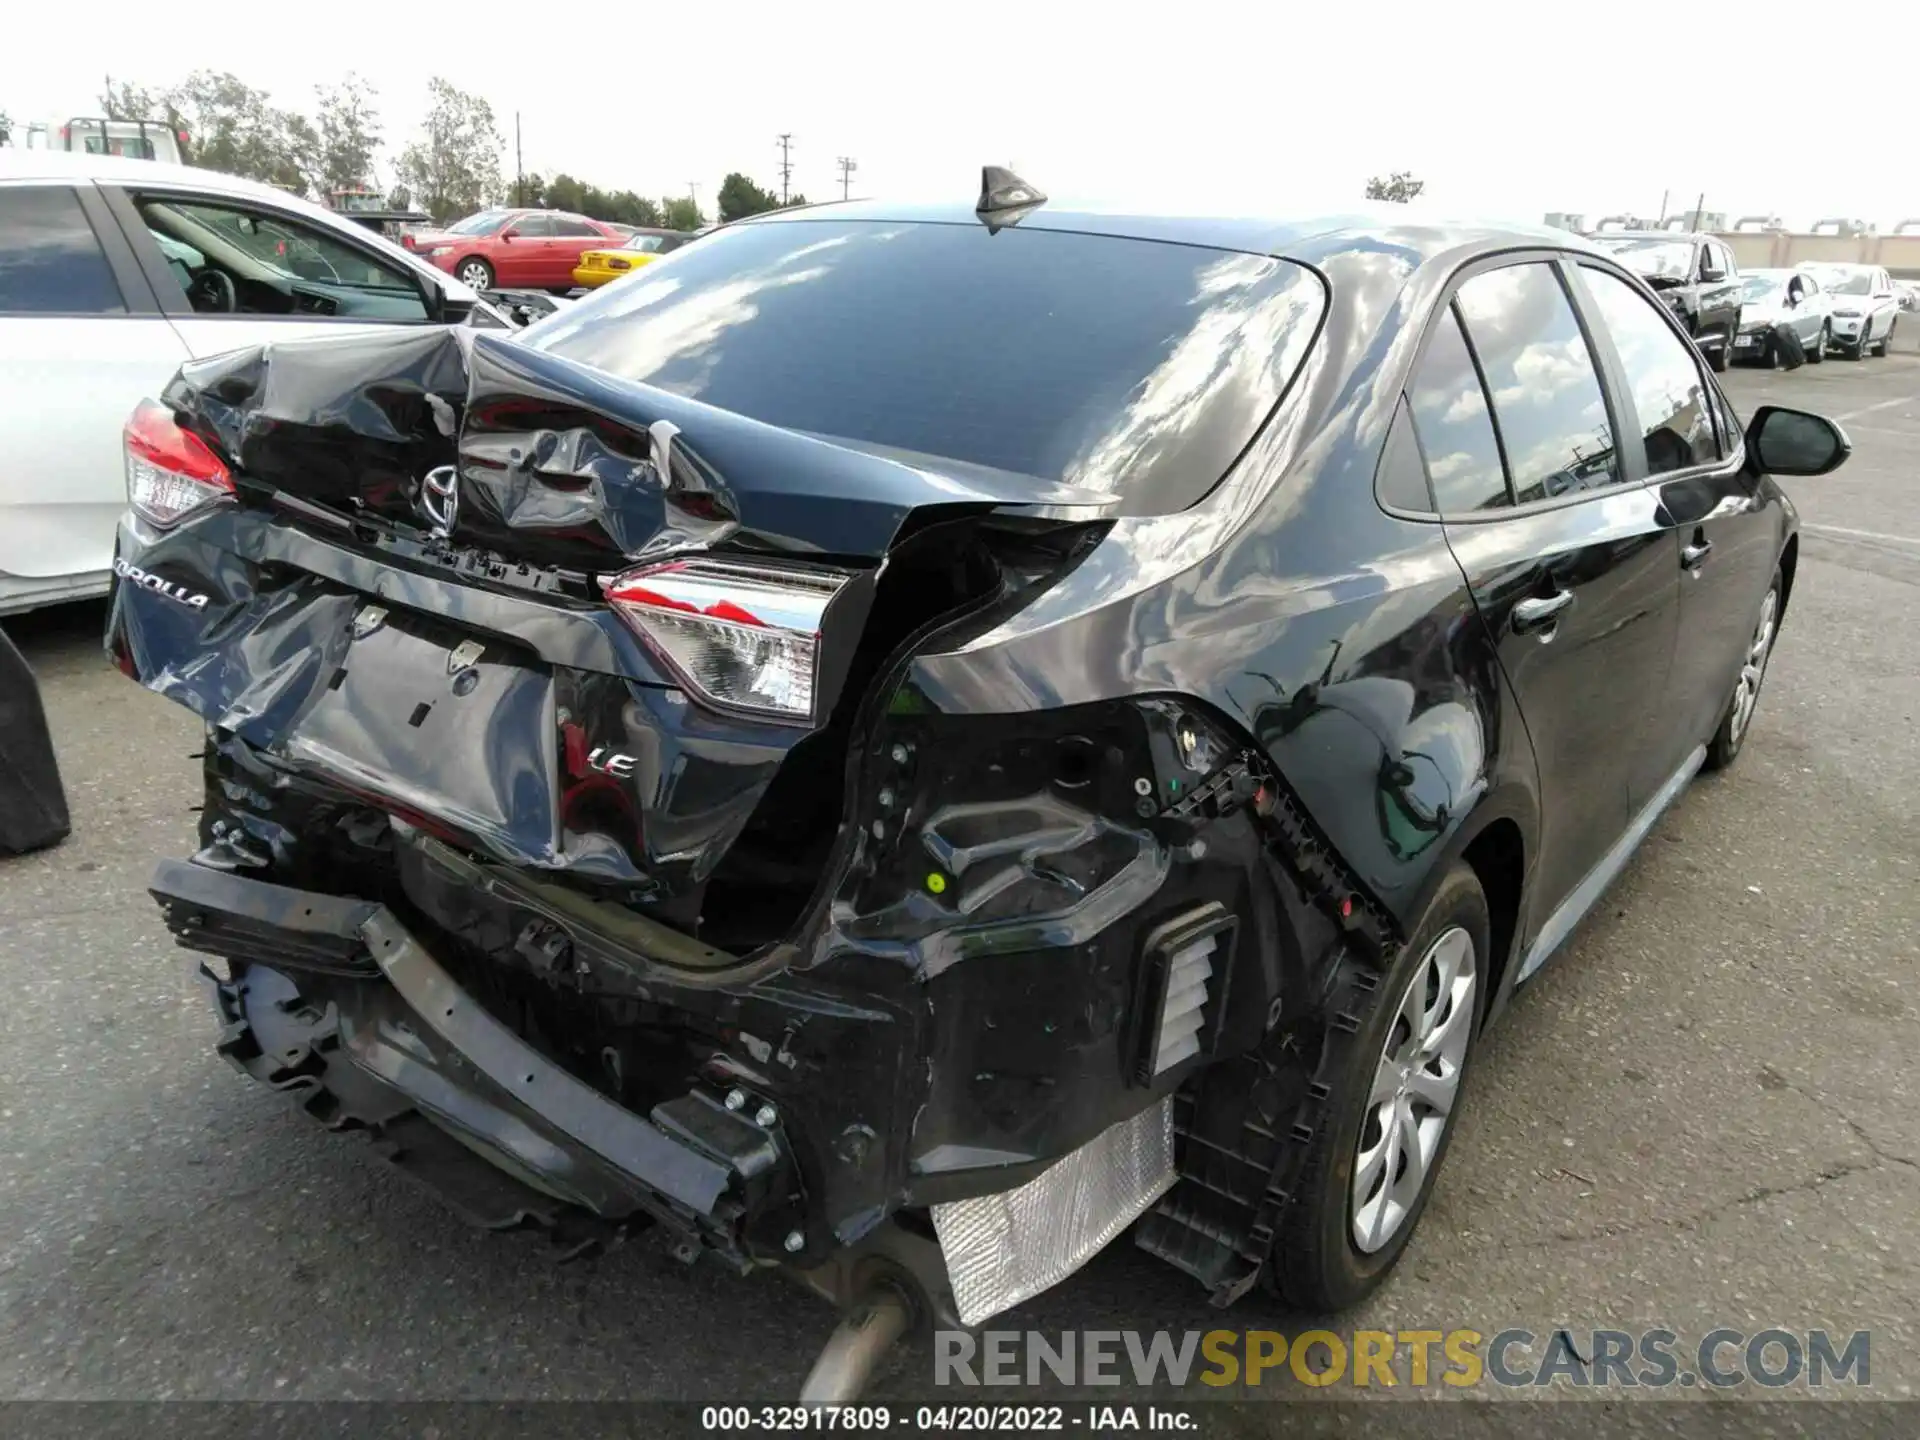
975, 165, 1046, 233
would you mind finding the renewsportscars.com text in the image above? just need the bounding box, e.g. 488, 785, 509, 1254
934, 1327, 1870, 1389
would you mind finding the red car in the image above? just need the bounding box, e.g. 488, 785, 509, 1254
413, 208, 625, 292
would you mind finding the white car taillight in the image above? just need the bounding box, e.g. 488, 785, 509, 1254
601, 559, 850, 724
124, 399, 234, 528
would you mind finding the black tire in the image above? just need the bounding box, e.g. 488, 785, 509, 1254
1706, 326, 1731, 372
455, 257, 495, 290
1704, 570, 1782, 772
1873, 318, 1894, 357
1264, 862, 1490, 1311
1807, 322, 1827, 363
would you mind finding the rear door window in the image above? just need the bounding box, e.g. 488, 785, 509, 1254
1578, 266, 1719, 473
523, 218, 1327, 513
1406, 304, 1509, 513
1454, 263, 1620, 504
0, 185, 127, 314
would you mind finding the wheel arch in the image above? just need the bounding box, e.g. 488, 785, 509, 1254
1777, 532, 1800, 620
1458, 815, 1526, 1022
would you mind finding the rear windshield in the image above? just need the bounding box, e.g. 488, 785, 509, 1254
522, 218, 1324, 511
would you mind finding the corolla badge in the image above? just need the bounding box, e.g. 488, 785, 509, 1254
420, 465, 460, 538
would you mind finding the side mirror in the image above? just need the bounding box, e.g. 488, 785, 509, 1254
499, 228, 519, 242
1747, 405, 1851, 477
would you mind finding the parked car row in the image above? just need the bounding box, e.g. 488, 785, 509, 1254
403, 208, 698, 294
1589, 229, 1903, 370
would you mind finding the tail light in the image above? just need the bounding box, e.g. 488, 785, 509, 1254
124, 399, 233, 528
601, 559, 849, 724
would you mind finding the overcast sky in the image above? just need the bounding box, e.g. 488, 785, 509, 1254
8, 0, 1917, 228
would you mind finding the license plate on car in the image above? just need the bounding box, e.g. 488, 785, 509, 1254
1735, 336, 1757, 347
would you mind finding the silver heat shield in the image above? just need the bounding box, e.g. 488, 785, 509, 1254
931, 1097, 1177, 1326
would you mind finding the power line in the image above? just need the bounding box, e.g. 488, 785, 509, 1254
776, 133, 794, 205
836, 156, 857, 201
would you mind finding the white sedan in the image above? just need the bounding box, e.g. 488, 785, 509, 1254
1731, 268, 1834, 365
1801, 263, 1902, 359
0, 152, 501, 618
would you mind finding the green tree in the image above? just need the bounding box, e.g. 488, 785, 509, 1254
1364, 171, 1425, 204
396, 77, 503, 223
784, 192, 809, 208
100, 78, 194, 165
661, 195, 706, 230
101, 79, 178, 123
604, 191, 662, 227
0, 111, 11, 146
314, 74, 382, 195
717, 171, 780, 223
542, 172, 588, 214
141, 72, 318, 192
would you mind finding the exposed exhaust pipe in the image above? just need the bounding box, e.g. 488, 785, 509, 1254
798, 1287, 916, 1403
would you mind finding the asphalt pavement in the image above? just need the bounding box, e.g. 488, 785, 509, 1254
1, 357, 1916, 1406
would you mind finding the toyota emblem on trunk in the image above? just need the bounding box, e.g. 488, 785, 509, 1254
420, 465, 460, 538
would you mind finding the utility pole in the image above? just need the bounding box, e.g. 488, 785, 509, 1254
776, 132, 794, 205
687, 181, 702, 221
836, 156, 857, 200
514, 112, 524, 207
1657, 189, 1669, 224
1691, 191, 1706, 231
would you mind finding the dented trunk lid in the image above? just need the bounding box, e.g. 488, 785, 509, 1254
166, 327, 1110, 568
121, 327, 1113, 929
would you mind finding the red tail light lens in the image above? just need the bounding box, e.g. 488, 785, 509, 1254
124, 399, 233, 528
602, 559, 850, 724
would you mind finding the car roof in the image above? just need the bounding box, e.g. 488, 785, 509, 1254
0, 149, 296, 200
731, 196, 1613, 269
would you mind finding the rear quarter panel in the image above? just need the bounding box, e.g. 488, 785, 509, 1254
902, 240, 1539, 944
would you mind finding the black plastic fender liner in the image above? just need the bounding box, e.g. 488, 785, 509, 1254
0, 626, 70, 856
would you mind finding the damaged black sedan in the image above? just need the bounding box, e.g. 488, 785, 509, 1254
108, 178, 1851, 1392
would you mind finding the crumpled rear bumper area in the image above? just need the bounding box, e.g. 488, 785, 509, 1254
161, 860, 757, 1243
153, 853, 1198, 1324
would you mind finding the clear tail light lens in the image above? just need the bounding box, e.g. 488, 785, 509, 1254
124, 399, 233, 528
602, 559, 850, 724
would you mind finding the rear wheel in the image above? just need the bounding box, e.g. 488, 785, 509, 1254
1264, 862, 1488, 1310
456, 257, 495, 290
1705, 572, 1781, 771
1807, 321, 1828, 363
1873, 317, 1894, 357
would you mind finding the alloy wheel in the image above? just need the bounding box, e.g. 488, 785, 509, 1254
1351, 926, 1476, 1253
459, 261, 492, 289
1728, 588, 1778, 748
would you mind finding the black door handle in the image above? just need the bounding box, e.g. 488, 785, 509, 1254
1682, 539, 1713, 571
1512, 590, 1574, 636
